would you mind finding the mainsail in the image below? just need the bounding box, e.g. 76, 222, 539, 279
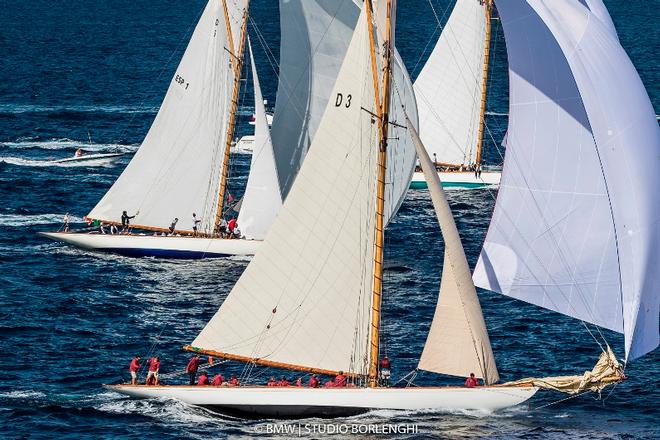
87, 0, 246, 234
473, 0, 660, 361
271, 0, 416, 222
190, 5, 381, 375
237, 39, 282, 240
413, 0, 488, 167
408, 117, 499, 385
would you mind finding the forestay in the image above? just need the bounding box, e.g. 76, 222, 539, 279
271, 0, 416, 223
88, 0, 247, 234
237, 39, 282, 240
473, 0, 660, 361
408, 117, 498, 385
191, 6, 380, 375
413, 0, 487, 166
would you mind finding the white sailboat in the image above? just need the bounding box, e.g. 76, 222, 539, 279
40, 0, 282, 259
412, 0, 500, 189
106, 0, 637, 418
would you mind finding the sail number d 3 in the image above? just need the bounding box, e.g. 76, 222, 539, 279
335, 93, 352, 108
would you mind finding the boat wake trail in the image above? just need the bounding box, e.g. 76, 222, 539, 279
0, 138, 138, 153
0, 155, 120, 168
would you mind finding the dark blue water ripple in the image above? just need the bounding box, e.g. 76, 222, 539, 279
0, 0, 657, 439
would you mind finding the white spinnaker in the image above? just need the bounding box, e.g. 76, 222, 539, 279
271, 0, 415, 223
192, 6, 379, 375
408, 117, 499, 385
579, 0, 617, 37
88, 0, 246, 234
237, 39, 282, 240
474, 0, 660, 361
413, 0, 487, 166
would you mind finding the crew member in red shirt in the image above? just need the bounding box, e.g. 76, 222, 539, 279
128, 355, 141, 385
227, 218, 237, 236
267, 377, 277, 387
464, 373, 479, 388
146, 356, 160, 385
295, 378, 303, 387
211, 372, 224, 386
186, 355, 201, 385
229, 375, 239, 386
334, 371, 347, 387
197, 371, 210, 386
277, 376, 290, 387
379, 356, 391, 386
309, 375, 320, 388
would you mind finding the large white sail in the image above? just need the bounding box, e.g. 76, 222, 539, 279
87, 0, 246, 234
580, 0, 617, 37
413, 0, 487, 167
473, 0, 660, 361
271, 0, 415, 223
408, 117, 499, 385
191, 6, 380, 375
237, 39, 282, 240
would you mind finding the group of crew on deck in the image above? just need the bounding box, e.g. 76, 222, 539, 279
76, 210, 243, 238
127, 353, 484, 388
414, 156, 483, 178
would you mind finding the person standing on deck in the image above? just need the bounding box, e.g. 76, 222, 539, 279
379, 356, 391, 386
267, 377, 276, 387
192, 213, 201, 236
121, 210, 137, 232
128, 355, 141, 385
146, 356, 160, 385
186, 354, 201, 385
464, 373, 479, 388
62, 213, 70, 232
227, 218, 237, 238
168, 218, 178, 234
334, 371, 347, 387
228, 375, 239, 386
309, 375, 320, 388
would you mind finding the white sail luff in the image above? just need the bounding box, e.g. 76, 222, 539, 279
413, 0, 487, 166
408, 117, 498, 384
237, 39, 282, 240
88, 0, 245, 234
191, 6, 379, 374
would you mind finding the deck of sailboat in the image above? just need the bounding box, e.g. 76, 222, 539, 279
105, 383, 538, 418
39, 231, 261, 258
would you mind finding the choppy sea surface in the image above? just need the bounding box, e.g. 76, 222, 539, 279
0, 1, 658, 438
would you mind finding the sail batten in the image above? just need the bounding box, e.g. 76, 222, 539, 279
408, 117, 499, 385
474, 0, 660, 361
87, 0, 246, 234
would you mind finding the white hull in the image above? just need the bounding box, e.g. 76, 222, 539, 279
39, 232, 260, 259
410, 171, 501, 189
51, 152, 124, 165
231, 135, 254, 154
106, 384, 537, 418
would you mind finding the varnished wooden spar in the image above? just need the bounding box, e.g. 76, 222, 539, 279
475, 0, 493, 167
183, 345, 362, 379
367, 0, 393, 388
213, 0, 250, 234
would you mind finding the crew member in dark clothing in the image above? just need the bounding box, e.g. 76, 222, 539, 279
186, 355, 201, 385
379, 356, 391, 386
169, 218, 178, 234
121, 210, 137, 231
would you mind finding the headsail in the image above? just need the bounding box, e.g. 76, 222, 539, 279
413, 0, 488, 167
473, 0, 660, 361
407, 117, 498, 385
87, 0, 247, 234
271, 0, 416, 223
237, 38, 282, 240
190, 6, 380, 375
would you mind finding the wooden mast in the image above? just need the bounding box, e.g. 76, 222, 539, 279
213, 0, 250, 235
367, 0, 394, 388
475, 0, 493, 167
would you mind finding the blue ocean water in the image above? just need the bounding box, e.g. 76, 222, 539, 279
0, 0, 658, 438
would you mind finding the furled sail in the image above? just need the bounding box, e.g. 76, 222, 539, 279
87, 0, 246, 234
473, 0, 660, 361
413, 0, 487, 167
271, 0, 415, 223
191, 6, 380, 375
407, 117, 498, 385
237, 39, 282, 240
